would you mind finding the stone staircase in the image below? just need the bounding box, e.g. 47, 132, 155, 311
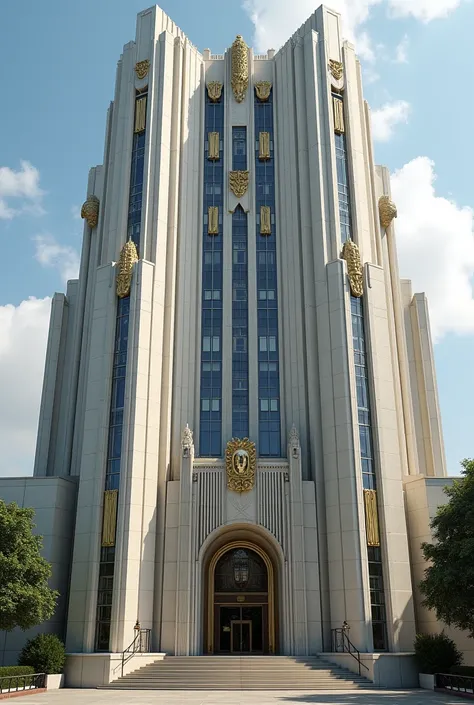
104, 655, 375, 690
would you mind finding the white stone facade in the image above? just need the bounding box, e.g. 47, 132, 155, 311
0, 2, 460, 679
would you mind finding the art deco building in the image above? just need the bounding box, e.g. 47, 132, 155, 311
0, 2, 455, 683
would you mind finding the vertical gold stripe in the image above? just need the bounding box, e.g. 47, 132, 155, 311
364, 489, 380, 547
208, 206, 219, 235
102, 489, 118, 547
208, 132, 220, 161
260, 205, 271, 235
333, 96, 345, 134
134, 96, 147, 133
259, 131, 270, 161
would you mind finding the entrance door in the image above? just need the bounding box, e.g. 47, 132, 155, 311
231, 620, 251, 653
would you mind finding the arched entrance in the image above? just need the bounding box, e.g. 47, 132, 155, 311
206, 541, 275, 654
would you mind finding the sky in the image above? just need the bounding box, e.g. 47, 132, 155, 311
1, 0, 473, 478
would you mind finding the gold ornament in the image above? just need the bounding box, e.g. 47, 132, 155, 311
259, 132, 270, 161
134, 95, 147, 133
341, 239, 363, 298
379, 195, 397, 230
207, 81, 223, 102
229, 170, 249, 198
81, 195, 100, 229
116, 240, 139, 298
208, 206, 219, 235
208, 132, 220, 161
255, 81, 272, 102
101, 490, 118, 547
363, 489, 380, 547
231, 35, 249, 103
225, 438, 257, 493
135, 59, 150, 80
333, 96, 344, 134
260, 205, 271, 235
329, 59, 344, 82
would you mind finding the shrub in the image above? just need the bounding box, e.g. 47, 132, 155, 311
18, 634, 66, 674
0, 666, 36, 687
451, 666, 474, 677
414, 633, 463, 674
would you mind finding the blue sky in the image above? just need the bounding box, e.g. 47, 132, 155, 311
0, 0, 473, 476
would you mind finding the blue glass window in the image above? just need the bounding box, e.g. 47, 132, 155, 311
255, 88, 281, 456
232, 127, 247, 171
232, 206, 249, 439
96, 92, 147, 652
200, 88, 224, 456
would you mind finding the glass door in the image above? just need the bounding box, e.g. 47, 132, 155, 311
231, 620, 252, 653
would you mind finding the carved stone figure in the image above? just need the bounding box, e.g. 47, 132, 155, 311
182, 424, 194, 457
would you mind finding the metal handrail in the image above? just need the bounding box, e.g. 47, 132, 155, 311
0, 673, 46, 693
435, 673, 474, 693
331, 626, 370, 677
121, 628, 151, 677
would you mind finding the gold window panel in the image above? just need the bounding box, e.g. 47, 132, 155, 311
259, 132, 270, 161
208, 206, 219, 235
333, 95, 345, 134
260, 205, 271, 235
134, 96, 147, 133
363, 489, 380, 547
102, 489, 118, 547
208, 132, 220, 161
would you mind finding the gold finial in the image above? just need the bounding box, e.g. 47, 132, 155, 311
116, 240, 139, 298
81, 195, 100, 229
379, 195, 397, 230
231, 35, 249, 103
341, 239, 363, 297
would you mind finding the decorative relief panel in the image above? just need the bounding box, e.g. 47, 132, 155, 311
101, 490, 118, 547
207, 81, 223, 102
329, 59, 344, 92
257, 469, 288, 551
81, 195, 99, 229
134, 96, 147, 133
134, 59, 150, 80
332, 95, 345, 134
379, 195, 397, 230
260, 205, 271, 235
341, 239, 363, 298
259, 132, 270, 161
255, 81, 272, 102
231, 35, 249, 103
229, 170, 249, 198
225, 438, 256, 493
116, 239, 139, 298
208, 132, 220, 161
208, 206, 219, 235
364, 489, 380, 547
195, 468, 225, 554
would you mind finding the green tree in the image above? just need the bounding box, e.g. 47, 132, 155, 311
0, 501, 58, 631
420, 459, 474, 637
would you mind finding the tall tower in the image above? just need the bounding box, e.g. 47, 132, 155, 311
33, 3, 446, 661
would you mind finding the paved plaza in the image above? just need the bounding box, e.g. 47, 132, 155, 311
10, 690, 465, 705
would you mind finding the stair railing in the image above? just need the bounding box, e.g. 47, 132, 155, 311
331, 624, 369, 677
121, 628, 151, 677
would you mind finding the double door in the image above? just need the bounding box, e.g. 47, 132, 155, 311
216, 604, 266, 653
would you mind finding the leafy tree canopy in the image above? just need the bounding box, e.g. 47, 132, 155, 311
420, 459, 474, 637
0, 501, 58, 632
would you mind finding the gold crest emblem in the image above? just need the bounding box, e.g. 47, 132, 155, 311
231, 35, 249, 103
225, 438, 257, 493
229, 170, 249, 198
329, 59, 343, 82
255, 81, 272, 102
81, 195, 100, 229
116, 240, 139, 298
135, 59, 150, 80
207, 81, 223, 102
341, 239, 363, 298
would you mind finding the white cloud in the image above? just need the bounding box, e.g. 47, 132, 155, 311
371, 100, 411, 141
394, 34, 409, 63
392, 157, 474, 341
0, 161, 44, 220
33, 234, 80, 284
242, 0, 465, 54
388, 0, 466, 22
71, 204, 81, 220
0, 297, 51, 477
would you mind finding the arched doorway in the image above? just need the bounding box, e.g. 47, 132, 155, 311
207, 541, 275, 654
